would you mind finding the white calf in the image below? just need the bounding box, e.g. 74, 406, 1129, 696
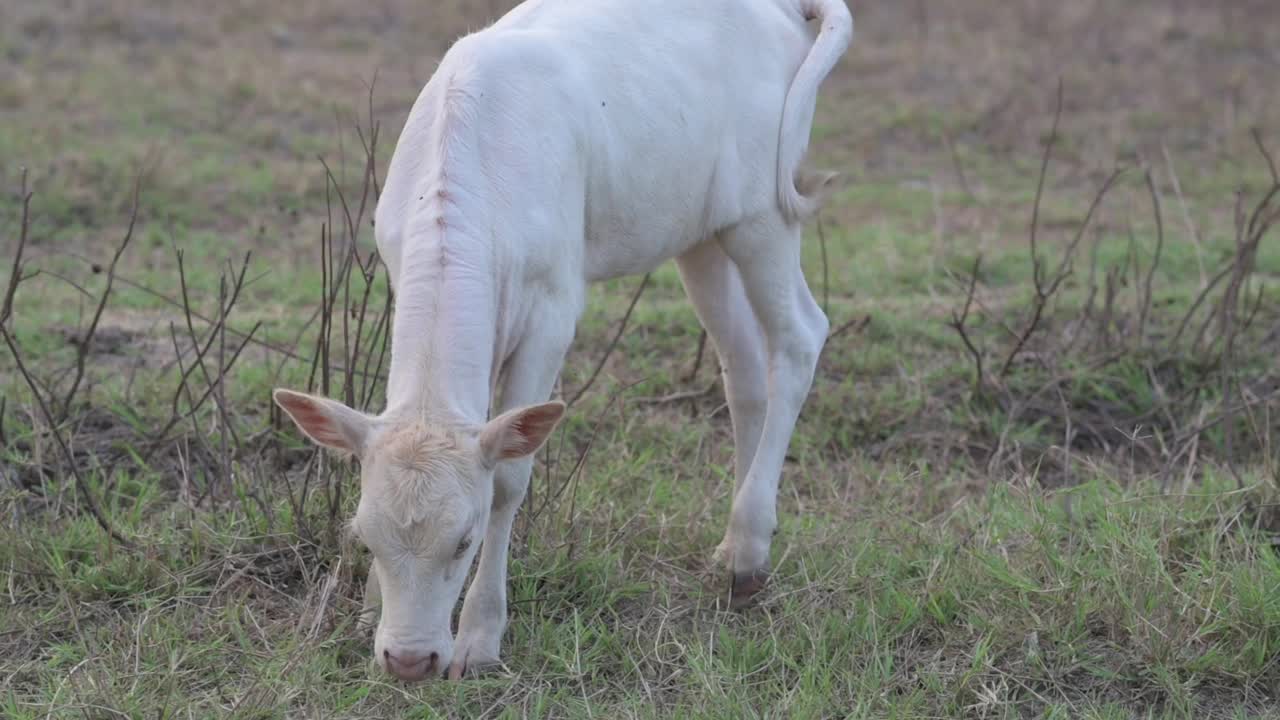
274, 0, 852, 682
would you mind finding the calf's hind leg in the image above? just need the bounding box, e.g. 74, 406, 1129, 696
714, 216, 828, 607
675, 239, 770, 547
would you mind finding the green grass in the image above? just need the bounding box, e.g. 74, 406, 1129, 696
3, 1, 1280, 718
3, 464, 1277, 718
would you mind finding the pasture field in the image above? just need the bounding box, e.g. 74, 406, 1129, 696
2, 1, 1280, 717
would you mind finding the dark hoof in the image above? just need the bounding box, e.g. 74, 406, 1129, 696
729, 569, 770, 610
446, 656, 500, 681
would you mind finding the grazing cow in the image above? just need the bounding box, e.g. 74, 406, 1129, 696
274, 0, 852, 682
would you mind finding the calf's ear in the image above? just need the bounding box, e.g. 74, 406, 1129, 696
479, 401, 566, 465
273, 388, 372, 455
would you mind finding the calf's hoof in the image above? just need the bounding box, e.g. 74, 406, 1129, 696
446, 652, 502, 681
728, 568, 770, 610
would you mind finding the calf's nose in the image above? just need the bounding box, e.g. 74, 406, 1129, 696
384, 649, 440, 682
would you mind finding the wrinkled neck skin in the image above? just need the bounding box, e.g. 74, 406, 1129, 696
383, 228, 499, 430
378, 121, 519, 435
377, 66, 543, 437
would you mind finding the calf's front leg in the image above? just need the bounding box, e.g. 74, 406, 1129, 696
448, 457, 535, 679
359, 569, 381, 633
449, 317, 574, 680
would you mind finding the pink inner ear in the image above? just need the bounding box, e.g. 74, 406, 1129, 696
508, 416, 541, 456
297, 408, 338, 441
501, 404, 562, 458
281, 397, 343, 447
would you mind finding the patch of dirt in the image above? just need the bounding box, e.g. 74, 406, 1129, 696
54, 316, 176, 371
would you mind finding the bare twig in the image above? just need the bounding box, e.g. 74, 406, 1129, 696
346, 252, 384, 411
355, 123, 382, 204
1253, 127, 1279, 186
1138, 169, 1165, 343
1000, 165, 1125, 377
317, 159, 358, 258
685, 329, 708, 383
1184, 182, 1279, 352
1210, 162, 1279, 484
817, 212, 830, 315
942, 130, 978, 204
567, 273, 650, 407
1026, 79, 1063, 292
215, 275, 232, 491
948, 255, 987, 395
289, 114, 387, 541
1, 328, 132, 547
175, 247, 251, 414
0, 169, 32, 330
165, 320, 222, 504
1053, 169, 1127, 293
310, 222, 333, 396
1161, 143, 1208, 288
60, 174, 142, 417
1162, 382, 1280, 480
830, 314, 871, 339
59, 251, 383, 381
1063, 227, 1103, 357
151, 320, 262, 449
34, 268, 95, 301
345, 257, 367, 408
167, 322, 208, 441
941, 98, 1278, 480
173, 250, 217, 391
357, 72, 382, 207
529, 377, 647, 529
634, 382, 717, 405
360, 285, 394, 411
1173, 262, 1237, 348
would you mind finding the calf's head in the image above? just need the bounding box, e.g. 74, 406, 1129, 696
272, 389, 564, 681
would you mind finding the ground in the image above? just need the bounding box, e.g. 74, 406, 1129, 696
2, 0, 1279, 718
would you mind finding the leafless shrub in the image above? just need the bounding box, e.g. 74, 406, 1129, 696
1, 169, 133, 547
947, 90, 1280, 485
153, 247, 261, 500
0, 86, 395, 553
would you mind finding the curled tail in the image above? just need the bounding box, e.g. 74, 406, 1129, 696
777, 0, 853, 223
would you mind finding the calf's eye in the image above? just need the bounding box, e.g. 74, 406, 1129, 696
454, 537, 471, 559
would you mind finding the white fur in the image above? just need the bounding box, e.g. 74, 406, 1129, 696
276, 0, 852, 681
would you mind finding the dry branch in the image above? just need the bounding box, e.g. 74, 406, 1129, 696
1025, 79, 1063, 293
1138, 169, 1165, 343
1, 329, 132, 547
0, 170, 31, 331
60, 175, 142, 418
131, 245, 263, 485
567, 273, 650, 407
949, 255, 987, 395
999, 165, 1125, 378
1161, 143, 1208, 289
685, 329, 709, 383
1253, 128, 1278, 186
817, 212, 830, 315
830, 313, 871, 339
